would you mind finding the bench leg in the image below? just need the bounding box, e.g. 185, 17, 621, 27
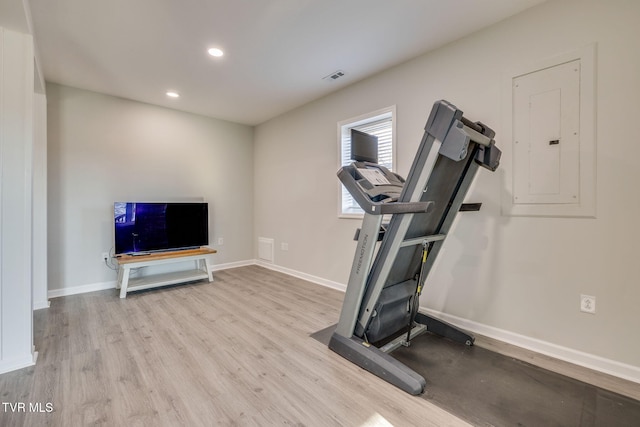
204, 257, 214, 282
119, 267, 131, 298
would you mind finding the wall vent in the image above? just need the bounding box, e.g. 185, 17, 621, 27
323, 70, 345, 82
258, 237, 274, 263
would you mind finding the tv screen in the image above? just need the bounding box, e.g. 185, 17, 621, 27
114, 202, 209, 255
350, 129, 378, 163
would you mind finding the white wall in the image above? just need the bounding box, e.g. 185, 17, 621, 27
47, 83, 254, 294
0, 27, 35, 374
254, 0, 640, 378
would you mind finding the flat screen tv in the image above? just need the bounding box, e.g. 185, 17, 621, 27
114, 202, 209, 255
350, 128, 378, 163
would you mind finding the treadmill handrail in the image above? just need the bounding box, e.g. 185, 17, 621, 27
338, 165, 434, 215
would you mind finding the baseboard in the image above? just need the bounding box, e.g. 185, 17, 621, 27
421, 307, 640, 385
211, 259, 255, 271
48, 280, 117, 299
255, 260, 346, 292
33, 299, 51, 310
0, 353, 36, 375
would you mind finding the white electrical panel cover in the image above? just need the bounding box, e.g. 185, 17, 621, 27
513, 60, 580, 205
502, 45, 596, 218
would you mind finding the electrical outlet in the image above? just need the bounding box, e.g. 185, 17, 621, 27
218, 237, 224, 245
101, 252, 109, 262
580, 294, 596, 314
281, 242, 289, 251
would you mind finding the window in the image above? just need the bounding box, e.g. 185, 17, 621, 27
338, 106, 395, 217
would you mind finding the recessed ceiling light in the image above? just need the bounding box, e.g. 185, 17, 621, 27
207, 47, 224, 57
166, 91, 180, 98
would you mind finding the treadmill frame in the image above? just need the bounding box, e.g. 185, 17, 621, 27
329, 100, 501, 395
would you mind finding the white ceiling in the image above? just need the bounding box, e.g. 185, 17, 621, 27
19, 0, 546, 125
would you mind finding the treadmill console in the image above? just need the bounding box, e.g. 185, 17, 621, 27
353, 162, 404, 203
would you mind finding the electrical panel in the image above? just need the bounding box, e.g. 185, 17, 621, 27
512, 60, 580, 205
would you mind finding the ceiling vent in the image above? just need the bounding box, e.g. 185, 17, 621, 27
323, 70, 345, 82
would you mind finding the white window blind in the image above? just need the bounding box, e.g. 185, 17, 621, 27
339, 107, 395, 216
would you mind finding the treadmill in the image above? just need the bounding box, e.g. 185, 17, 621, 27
329, 100, 501, 395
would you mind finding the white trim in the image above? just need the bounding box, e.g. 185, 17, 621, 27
0, 29, 5, 364
33, 299, 50, 310
48, 280, 116, 299
0, 353, 36, 375
338, 213, 367, 220
32, 93, 48, 311
421, 307, 640, 385
337, 105, 396, 218
255, 260, 346, 292
210, 259, 255, 271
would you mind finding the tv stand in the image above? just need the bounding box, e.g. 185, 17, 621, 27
115, 248, 217, 298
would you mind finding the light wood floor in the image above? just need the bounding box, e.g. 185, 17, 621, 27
0, 266, 471, 427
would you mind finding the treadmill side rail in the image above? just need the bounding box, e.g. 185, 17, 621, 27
334, 213, 383, 338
